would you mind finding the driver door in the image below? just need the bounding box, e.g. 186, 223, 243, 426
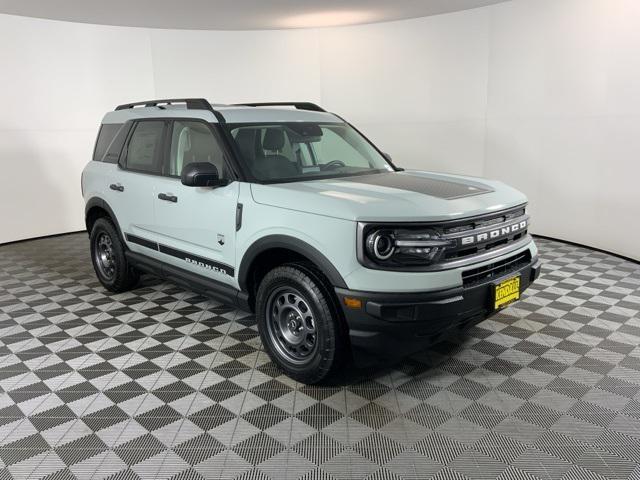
151, 119, 239, 287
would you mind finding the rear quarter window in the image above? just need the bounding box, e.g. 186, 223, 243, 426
93, 124, 122, 162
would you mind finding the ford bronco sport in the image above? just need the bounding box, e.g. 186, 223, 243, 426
82, 98, 541, 383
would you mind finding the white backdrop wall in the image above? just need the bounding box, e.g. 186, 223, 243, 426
485, 0, 640, 262
0, 15, 155, 244
1, 0, 639, 260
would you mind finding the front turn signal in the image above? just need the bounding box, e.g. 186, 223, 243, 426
343, 297, 363, 309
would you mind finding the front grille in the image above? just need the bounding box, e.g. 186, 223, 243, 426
442, 207, 525, 236
441, 206, 529, 260
462, 250, 531, 287
357, 204, 530, 272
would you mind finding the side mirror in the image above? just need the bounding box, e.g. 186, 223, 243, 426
181, 162, 226, 187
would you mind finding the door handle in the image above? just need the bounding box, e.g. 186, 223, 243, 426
158, 193, 178, 203
109, 183, 124, 192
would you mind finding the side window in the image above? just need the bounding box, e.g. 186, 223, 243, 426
93, 124, 121, 162
124, 121, 164, 174
168, 121, 227, 178
103, 122, 132, 164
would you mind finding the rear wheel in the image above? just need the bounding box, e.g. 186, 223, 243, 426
256, 264, 345, 384
90, 218, 139, 292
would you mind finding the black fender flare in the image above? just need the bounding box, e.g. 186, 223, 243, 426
84, 197, 125, 243
237, 235, 348, 291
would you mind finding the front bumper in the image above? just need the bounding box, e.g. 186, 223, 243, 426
335, 256, 542, 366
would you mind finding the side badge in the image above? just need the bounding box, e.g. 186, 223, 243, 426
217, 234, 225, 246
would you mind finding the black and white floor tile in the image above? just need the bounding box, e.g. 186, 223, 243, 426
0, 234, 639, 480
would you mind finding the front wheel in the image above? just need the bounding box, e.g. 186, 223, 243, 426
256, 264, 346, 384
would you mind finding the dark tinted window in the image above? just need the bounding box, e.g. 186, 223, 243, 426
93, 124, 121, 162
103, 122, 132, 164
125, 121, 164, 174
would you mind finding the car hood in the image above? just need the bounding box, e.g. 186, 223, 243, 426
250, 170, 528, 222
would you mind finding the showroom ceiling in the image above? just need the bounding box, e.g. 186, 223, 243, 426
0, 0, 510, 29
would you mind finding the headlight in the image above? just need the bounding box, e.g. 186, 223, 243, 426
363, 227, 452, 267
366, 230, 395, 260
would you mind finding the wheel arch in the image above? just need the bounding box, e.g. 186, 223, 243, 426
238, 235, 348, 306
85, 197, 124, 243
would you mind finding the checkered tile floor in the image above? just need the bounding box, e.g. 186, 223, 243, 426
0, 234, 639, 480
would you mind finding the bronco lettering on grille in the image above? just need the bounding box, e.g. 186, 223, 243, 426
460, 220, 528, 246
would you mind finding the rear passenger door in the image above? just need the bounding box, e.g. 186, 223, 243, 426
109, 120, 167, 260
151, 119, 239, 287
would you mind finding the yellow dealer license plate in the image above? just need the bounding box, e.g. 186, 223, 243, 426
494, 276, 521, 310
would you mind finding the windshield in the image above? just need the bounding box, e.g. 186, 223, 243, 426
227, 122, 394, 182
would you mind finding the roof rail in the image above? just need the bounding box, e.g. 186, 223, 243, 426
115, 98, 213, 111
234, 102, 326, 112
114, 98, 228, 123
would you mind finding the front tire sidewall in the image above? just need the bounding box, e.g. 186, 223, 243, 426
90, 218, 137, 292
257, 266, 339, 383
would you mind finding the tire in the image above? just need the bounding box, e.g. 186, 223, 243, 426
90, 217, 139, 293
256, 264, 346, 384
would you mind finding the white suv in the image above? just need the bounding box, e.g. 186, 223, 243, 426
82, 98, 541, 383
